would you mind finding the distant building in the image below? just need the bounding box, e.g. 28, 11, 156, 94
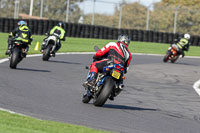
19, 13, 48, 20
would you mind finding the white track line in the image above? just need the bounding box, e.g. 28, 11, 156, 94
0, 58, 9, 63
0, 108, 27, 116
193, 80, 200, 96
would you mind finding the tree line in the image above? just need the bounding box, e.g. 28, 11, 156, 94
0, 0, 200, 35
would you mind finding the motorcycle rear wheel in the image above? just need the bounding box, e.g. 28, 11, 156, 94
93, 77, 114, 107
42, 45, 52, 61
10, 47, 21, 69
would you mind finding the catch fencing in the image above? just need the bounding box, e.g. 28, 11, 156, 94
0, 18, 200, 46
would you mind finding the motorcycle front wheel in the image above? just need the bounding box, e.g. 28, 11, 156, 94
163, 51, 171, 63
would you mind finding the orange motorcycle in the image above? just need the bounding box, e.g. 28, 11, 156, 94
163, 44, 180, 63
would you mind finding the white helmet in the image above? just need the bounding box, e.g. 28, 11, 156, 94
118, 34, 130, 46
184, 33, 190, 40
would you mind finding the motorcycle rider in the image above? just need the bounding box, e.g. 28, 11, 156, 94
5, 20, 33, 55
172, 33, 191, 57
41, 22, 66, 56
83, 34, 132, 100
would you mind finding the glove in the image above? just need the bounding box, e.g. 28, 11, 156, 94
93, 55, 98, 62
45, 33, 49, 36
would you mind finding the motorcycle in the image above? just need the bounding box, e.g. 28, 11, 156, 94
9, 37, 29, 69
82, 46, 125, 107
163, 44, 180, 63
42, 33, 60, 61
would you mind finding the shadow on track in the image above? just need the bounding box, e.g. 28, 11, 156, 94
16, 68, 51, 72
48, 60, 82, 65
103, 104, 158, 111
175, 62, 199, 66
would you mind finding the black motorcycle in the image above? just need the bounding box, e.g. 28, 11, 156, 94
42, 33, 60, 61
82, 46, 125, 107
9, 37, 28, 69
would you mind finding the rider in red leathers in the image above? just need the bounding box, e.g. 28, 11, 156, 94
83, 34, 132, 91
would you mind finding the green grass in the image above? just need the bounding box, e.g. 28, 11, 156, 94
0, 32, 200, 59
0, 110, 113, 133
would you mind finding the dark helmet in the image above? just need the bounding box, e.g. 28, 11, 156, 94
117, 34, 130, 46
57, 22, 66, 29
18, 20, 27, 26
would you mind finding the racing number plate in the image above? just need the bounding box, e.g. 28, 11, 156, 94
112, 70, 121, 79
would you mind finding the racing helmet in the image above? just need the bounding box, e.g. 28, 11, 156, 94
57, 22, 66, 29
117, 34, 130, 46
18, 20, 27, 26
184, 33, 190, 40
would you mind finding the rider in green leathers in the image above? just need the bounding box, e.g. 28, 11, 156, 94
5, 20, 33, 55
173, 33, 191, 57
41, 22, 66, 56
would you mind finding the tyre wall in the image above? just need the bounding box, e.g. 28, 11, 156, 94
0, 18, 199, 46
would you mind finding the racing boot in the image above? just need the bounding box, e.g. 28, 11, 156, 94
5, 44, 12, 55
40, 40, 47, 53
51, 51, 56, 57
82, 72, 97, 88
5, 49, 11, 55
109, 95, 114, 101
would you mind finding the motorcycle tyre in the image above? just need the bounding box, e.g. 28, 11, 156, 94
10, 47, 21, 69
42, 45, 52, 61
163, 51, 171, 63
93, 77, 114, 107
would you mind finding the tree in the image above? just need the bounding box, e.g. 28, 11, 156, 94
150, 2, 175, 32
84, 2, 147, 29
162, 0, 200, 7
0, 0, 83, 23
119, 2, 147, 29
150, 1, 200, 35
0, 0, 14, 18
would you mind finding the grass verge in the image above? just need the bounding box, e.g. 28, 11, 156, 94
0, 110, 113, 133
0, 32, 200, 59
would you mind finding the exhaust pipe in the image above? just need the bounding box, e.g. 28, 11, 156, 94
119, 84, 124, 89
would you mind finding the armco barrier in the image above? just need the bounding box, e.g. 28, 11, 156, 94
0, 17, 200, 46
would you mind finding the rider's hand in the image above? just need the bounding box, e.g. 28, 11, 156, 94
61, 38, 65, 41
124, 68, 127, 74
93, 55, 98, 62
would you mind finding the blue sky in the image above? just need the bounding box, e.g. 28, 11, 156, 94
79, 0, 161, 15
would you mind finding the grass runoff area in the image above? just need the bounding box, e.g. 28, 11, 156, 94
0, 32, 200, 133
0, 32, 200, 59
0, 110, 113, 133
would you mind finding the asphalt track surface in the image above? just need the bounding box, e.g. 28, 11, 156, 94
0, 54, 200, 133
